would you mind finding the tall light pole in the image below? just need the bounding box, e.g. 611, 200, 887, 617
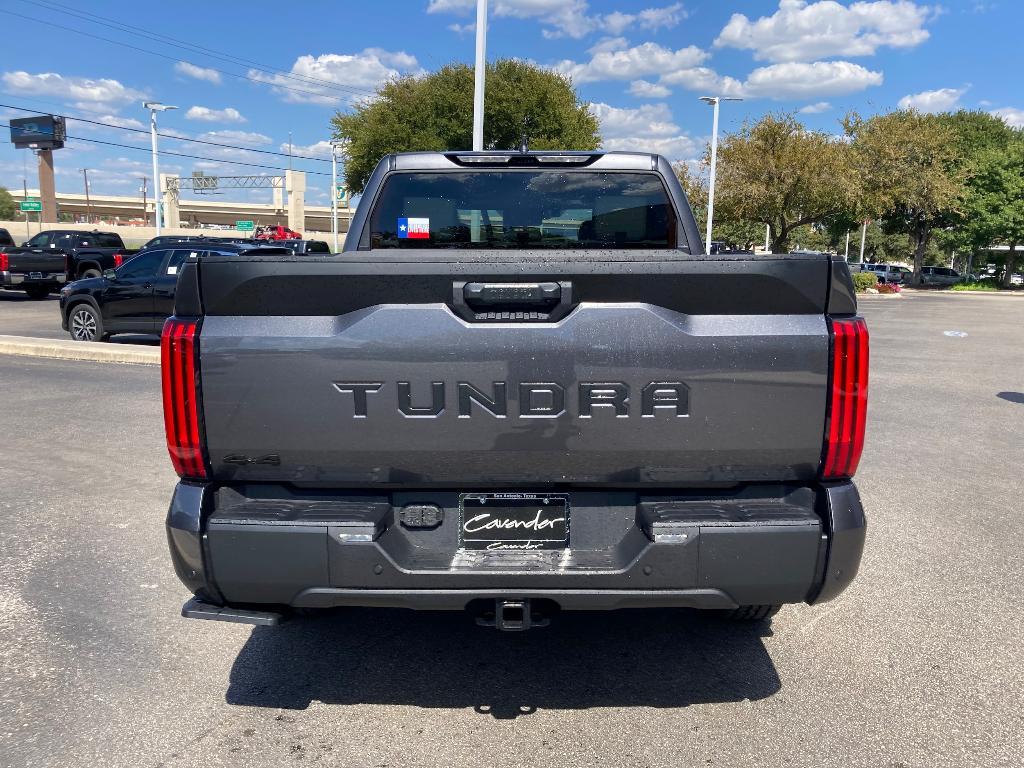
472, 0, 488, 150
330, 140, 345, 253
143, 101, 177, 236
699, 95, 742, 254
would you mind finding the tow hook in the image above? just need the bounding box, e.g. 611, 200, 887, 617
475, 599, 550, 631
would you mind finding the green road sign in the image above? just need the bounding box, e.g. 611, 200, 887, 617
19, 201, 42, 212
235, 220, 255, 231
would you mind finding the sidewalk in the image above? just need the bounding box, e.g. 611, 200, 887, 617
0, 334, 160, 365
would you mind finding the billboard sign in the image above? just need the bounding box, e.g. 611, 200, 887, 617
9, 115, 66, 150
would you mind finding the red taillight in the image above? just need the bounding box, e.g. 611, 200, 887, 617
161, 318, 207, 480
113, 253, 124, 267
0, 253, 8, 271
821, 317, 869, 480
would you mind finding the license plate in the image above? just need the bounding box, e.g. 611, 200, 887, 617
460, 493, 568, 551
29, 272, 43, 279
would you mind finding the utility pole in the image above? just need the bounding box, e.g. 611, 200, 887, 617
845, 230, 850, 261
144, 101, 177, 236
81, 168, 92, 224
859, 220, 868, 263
472, 0, 488, 151
140, 176, 148, 225
699, 95, 742, 254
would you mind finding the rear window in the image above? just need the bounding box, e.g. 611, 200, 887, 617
96, 233, 123, 248
366, 171, 679, 250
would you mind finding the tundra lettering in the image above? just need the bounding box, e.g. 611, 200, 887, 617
331, 380, 690, 419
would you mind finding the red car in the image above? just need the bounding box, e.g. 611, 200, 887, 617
254, 225, 302, 241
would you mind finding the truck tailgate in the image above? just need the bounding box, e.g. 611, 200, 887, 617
7, 251, 65, 273
193, 253, 835, 486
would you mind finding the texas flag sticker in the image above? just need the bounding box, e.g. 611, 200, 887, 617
397, 217, 430, 239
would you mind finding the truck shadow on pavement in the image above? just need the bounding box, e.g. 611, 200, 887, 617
225, 608, 781, 718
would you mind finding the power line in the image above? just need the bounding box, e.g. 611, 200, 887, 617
0, 122, 331, 176
0, 101, 332, 163
0, 8, 369, 105
17, 0, 379, 99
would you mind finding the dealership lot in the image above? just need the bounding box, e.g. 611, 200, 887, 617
0, 292, 1022, 768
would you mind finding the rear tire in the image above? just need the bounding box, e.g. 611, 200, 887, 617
80, 268, 102, 279
68, 303, 104, 342
725, 604, 781, 621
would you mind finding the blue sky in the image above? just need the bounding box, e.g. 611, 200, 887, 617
0, 0, 1019, 205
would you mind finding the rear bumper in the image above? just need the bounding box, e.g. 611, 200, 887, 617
166, 481, 866, 613
1, 271, 66, 287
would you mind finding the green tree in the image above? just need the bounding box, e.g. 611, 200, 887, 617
333, 60, 601, 193
674, 162, 763, 250
0, 186, 16, 220
845, 110, 962, 283
959, 134, 1024, 287
713, 113, 855, 253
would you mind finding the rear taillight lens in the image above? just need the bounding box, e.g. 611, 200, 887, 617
821, 317, 869, 480
113, 253, 124, 267
161, 318, 207, 480
0, 253, 8, 271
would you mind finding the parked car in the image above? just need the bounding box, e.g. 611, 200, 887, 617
140, 235, 254, 250
1, 229, 137, 299
274, 238, 331, 254
59, 242, 290, 341
920, 266, 963, 286
254, 224, 302, 241
163, 150, 868, 632
859, 263, 911, 284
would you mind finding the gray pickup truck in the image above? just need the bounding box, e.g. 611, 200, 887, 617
164, 151, 868, 631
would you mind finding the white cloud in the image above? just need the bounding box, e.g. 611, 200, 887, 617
602, 135, 700, 161
589, 102, 698, 161
448, 22, 476, 35
590, 102, 679, 138
428, 0, 684, 39
798, 101, 833, 114
69, 114, 146, 131
658, 67, 745, 96
991, 107, 1024, 128
553, 42, 708, 83
715, 0, 936, 62
282, 140, 334, 159
0, 70, 144, 111
197, 130, 271, 146
629, 80, 672, 99
898, 86, 967, 112
185, 106, 247, 123
742, 60, 883, 98
174, 61, 222, 84
248, 49, 419, 104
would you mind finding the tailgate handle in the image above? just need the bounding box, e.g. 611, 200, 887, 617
453, 281, 574, 322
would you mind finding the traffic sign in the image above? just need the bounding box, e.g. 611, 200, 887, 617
335, 185, 348, 203
19, 201, 42, 212
235, 220, 255, 231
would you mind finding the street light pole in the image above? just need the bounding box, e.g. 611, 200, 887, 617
472, 0, 488, 151
699, 95, 741, 254
330, 140, 343, 253
143, 101, 178, 236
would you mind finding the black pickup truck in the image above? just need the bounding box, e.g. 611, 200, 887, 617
0, 229, 135, 299
164, 150, 868, 631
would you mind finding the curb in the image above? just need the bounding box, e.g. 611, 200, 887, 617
0, 335, 160, 365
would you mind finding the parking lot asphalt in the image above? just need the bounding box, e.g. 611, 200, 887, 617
1, 292, 1022, 768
